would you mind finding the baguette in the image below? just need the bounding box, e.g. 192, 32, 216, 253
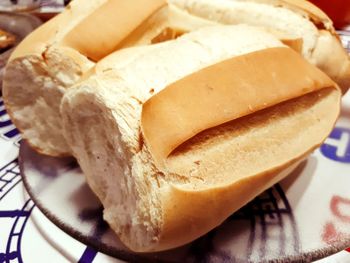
171, 0, 350, 94
1, 0, 233, 157
61, 25, 341, 252
4, 0, 349, 158
2, 0, 194, 156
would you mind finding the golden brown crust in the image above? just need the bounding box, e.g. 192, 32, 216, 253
61, 0, 167, 61
4, 0, 346, 252
4, 0, 168, 157
154, 86, 341, 252
285, 0, 350, 94
170, 0, 348, 93
9, 0, 102, 61
141, 47, 337, 168
11, 0, 167, 62
249, 1, 350, 94
281, 38, 303, 53
158, 158, 302, 251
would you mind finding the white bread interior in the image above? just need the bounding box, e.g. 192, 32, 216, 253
311, 30, 350, 93
2, 0, 104, 156
61, 25, 341, 252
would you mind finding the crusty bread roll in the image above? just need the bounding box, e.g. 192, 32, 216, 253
171, 0, 350, 94
3, 0, 348, 158
3, 0, 208, 157
2, 0, 239, 157
61, 25, 341, 252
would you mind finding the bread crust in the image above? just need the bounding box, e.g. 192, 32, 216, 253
60, 25, 341, 251
4, 0, 349, 157
3, 0, 346, 251
61, 0, 166, 61
9, 0, 108, 61
152, 86, 341, 252
171, 0, 350, 94
3, 0, 168, 157
264, 0, 350, 93
141, 47, 337, 167
158, 158, 303, 251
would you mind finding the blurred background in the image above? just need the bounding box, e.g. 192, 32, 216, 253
0, 1, 349, 29
0, 0, 68, 20
309, 0, 350, 29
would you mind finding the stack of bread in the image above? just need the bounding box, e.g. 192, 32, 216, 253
3, 0, 349, 252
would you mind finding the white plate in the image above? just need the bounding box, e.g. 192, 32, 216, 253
19, 92, 350, 262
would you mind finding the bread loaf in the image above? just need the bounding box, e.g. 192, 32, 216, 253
61, 25, 341, 252
171, 0, 350, 93
3, 0, 348, 158
1, 0, 234, 157
2, 0, 192, 156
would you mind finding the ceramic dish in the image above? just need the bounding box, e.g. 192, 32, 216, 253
19, 91, 350, 262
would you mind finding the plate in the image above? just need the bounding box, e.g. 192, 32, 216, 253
19, 93, 350, 262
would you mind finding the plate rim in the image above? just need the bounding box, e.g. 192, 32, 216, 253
19, 140, 350, 263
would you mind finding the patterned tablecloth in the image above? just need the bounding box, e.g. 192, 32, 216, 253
0, 3, 350, 263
